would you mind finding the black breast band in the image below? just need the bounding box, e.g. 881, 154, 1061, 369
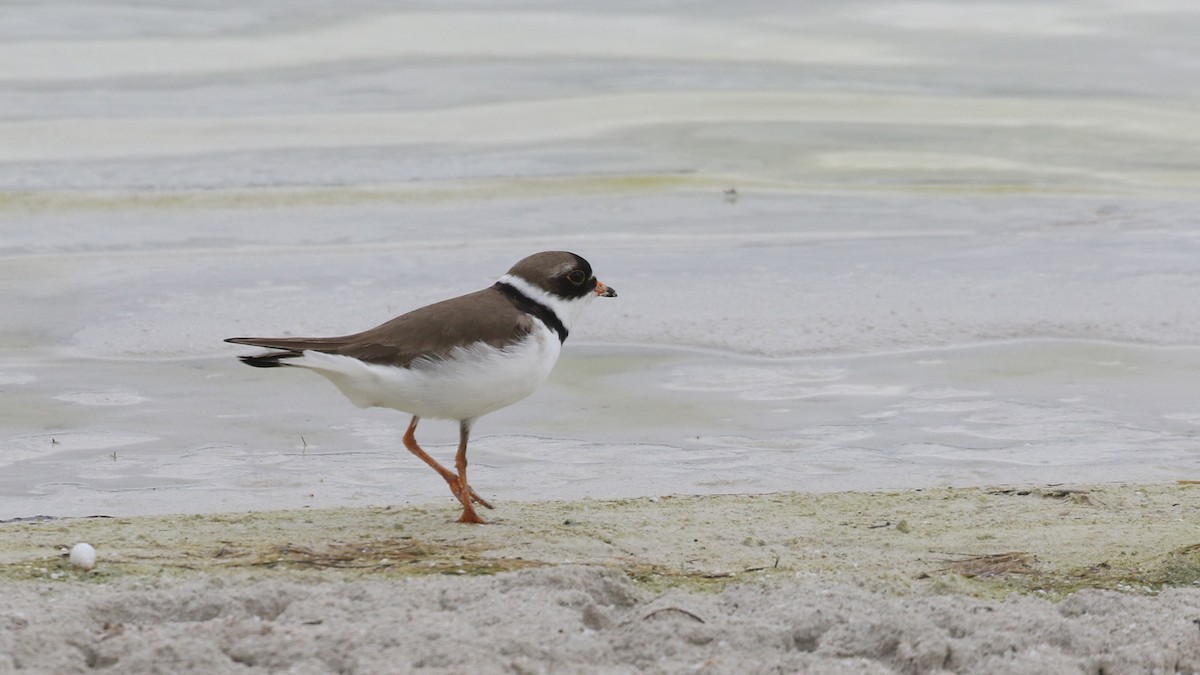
495, 282, 568, 343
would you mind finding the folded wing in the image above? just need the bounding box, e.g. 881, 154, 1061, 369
225, 288, 535, 369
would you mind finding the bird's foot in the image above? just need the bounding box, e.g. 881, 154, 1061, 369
457, 506, 487, 524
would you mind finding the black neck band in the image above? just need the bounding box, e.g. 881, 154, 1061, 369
495, 282, 568, 343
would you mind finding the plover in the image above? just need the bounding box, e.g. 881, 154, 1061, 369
226, 251, 617, 523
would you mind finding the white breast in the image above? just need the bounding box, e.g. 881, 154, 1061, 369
290, 323, 562, 421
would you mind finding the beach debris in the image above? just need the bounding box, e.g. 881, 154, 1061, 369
69, 542, 97, 570
1037, 487, 1098, 504
245, 539, 539, 576
988, 485, 1100, 505
936, 551, 1035, 578
0, 515, 58, 524
744, 555, 782, 573
642, 607, 705, 623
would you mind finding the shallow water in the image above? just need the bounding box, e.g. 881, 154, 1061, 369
2, 1, 1199, 516
5, 337, 1200, 516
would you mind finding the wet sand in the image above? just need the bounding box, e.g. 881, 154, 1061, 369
4, 482, 1200, 672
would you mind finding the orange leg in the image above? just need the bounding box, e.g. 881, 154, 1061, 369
402, 417, 492, 511
455, 420, 485, 524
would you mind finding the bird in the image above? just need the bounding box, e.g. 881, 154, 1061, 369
225, 251, 617, 523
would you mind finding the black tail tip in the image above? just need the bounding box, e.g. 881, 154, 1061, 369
237, 353, 295, 368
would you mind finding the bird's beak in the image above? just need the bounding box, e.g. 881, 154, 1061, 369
595, 280, 617, 298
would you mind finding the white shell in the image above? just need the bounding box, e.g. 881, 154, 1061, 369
69, 542, 96, 570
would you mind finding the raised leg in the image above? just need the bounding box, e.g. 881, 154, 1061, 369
401, 416, 492, 510
455, 419, 486, 524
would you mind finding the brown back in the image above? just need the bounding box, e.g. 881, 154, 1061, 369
226, 287, 534, 367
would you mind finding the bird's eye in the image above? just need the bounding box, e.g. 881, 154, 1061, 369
566, 270, 587, 285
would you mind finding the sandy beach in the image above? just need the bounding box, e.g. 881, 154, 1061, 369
4, 482, 1200, 673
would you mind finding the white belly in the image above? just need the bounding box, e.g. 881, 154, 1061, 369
290, 326, 561, 421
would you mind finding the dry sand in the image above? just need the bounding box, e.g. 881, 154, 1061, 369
3, 483, 1200, 673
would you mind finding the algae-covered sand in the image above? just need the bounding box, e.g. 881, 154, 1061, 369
6, 483, 1200, 595
4, 483, 1200, 673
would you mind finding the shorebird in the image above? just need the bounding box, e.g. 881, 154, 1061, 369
226, 251, 616, 523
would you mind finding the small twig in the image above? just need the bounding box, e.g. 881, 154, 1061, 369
250, 559, 396, 570
933, 551, 1035, 578
643, 607, 705, 623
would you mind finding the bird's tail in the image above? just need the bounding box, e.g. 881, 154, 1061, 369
226, 336, 347, 369
236, 351, 302, 368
